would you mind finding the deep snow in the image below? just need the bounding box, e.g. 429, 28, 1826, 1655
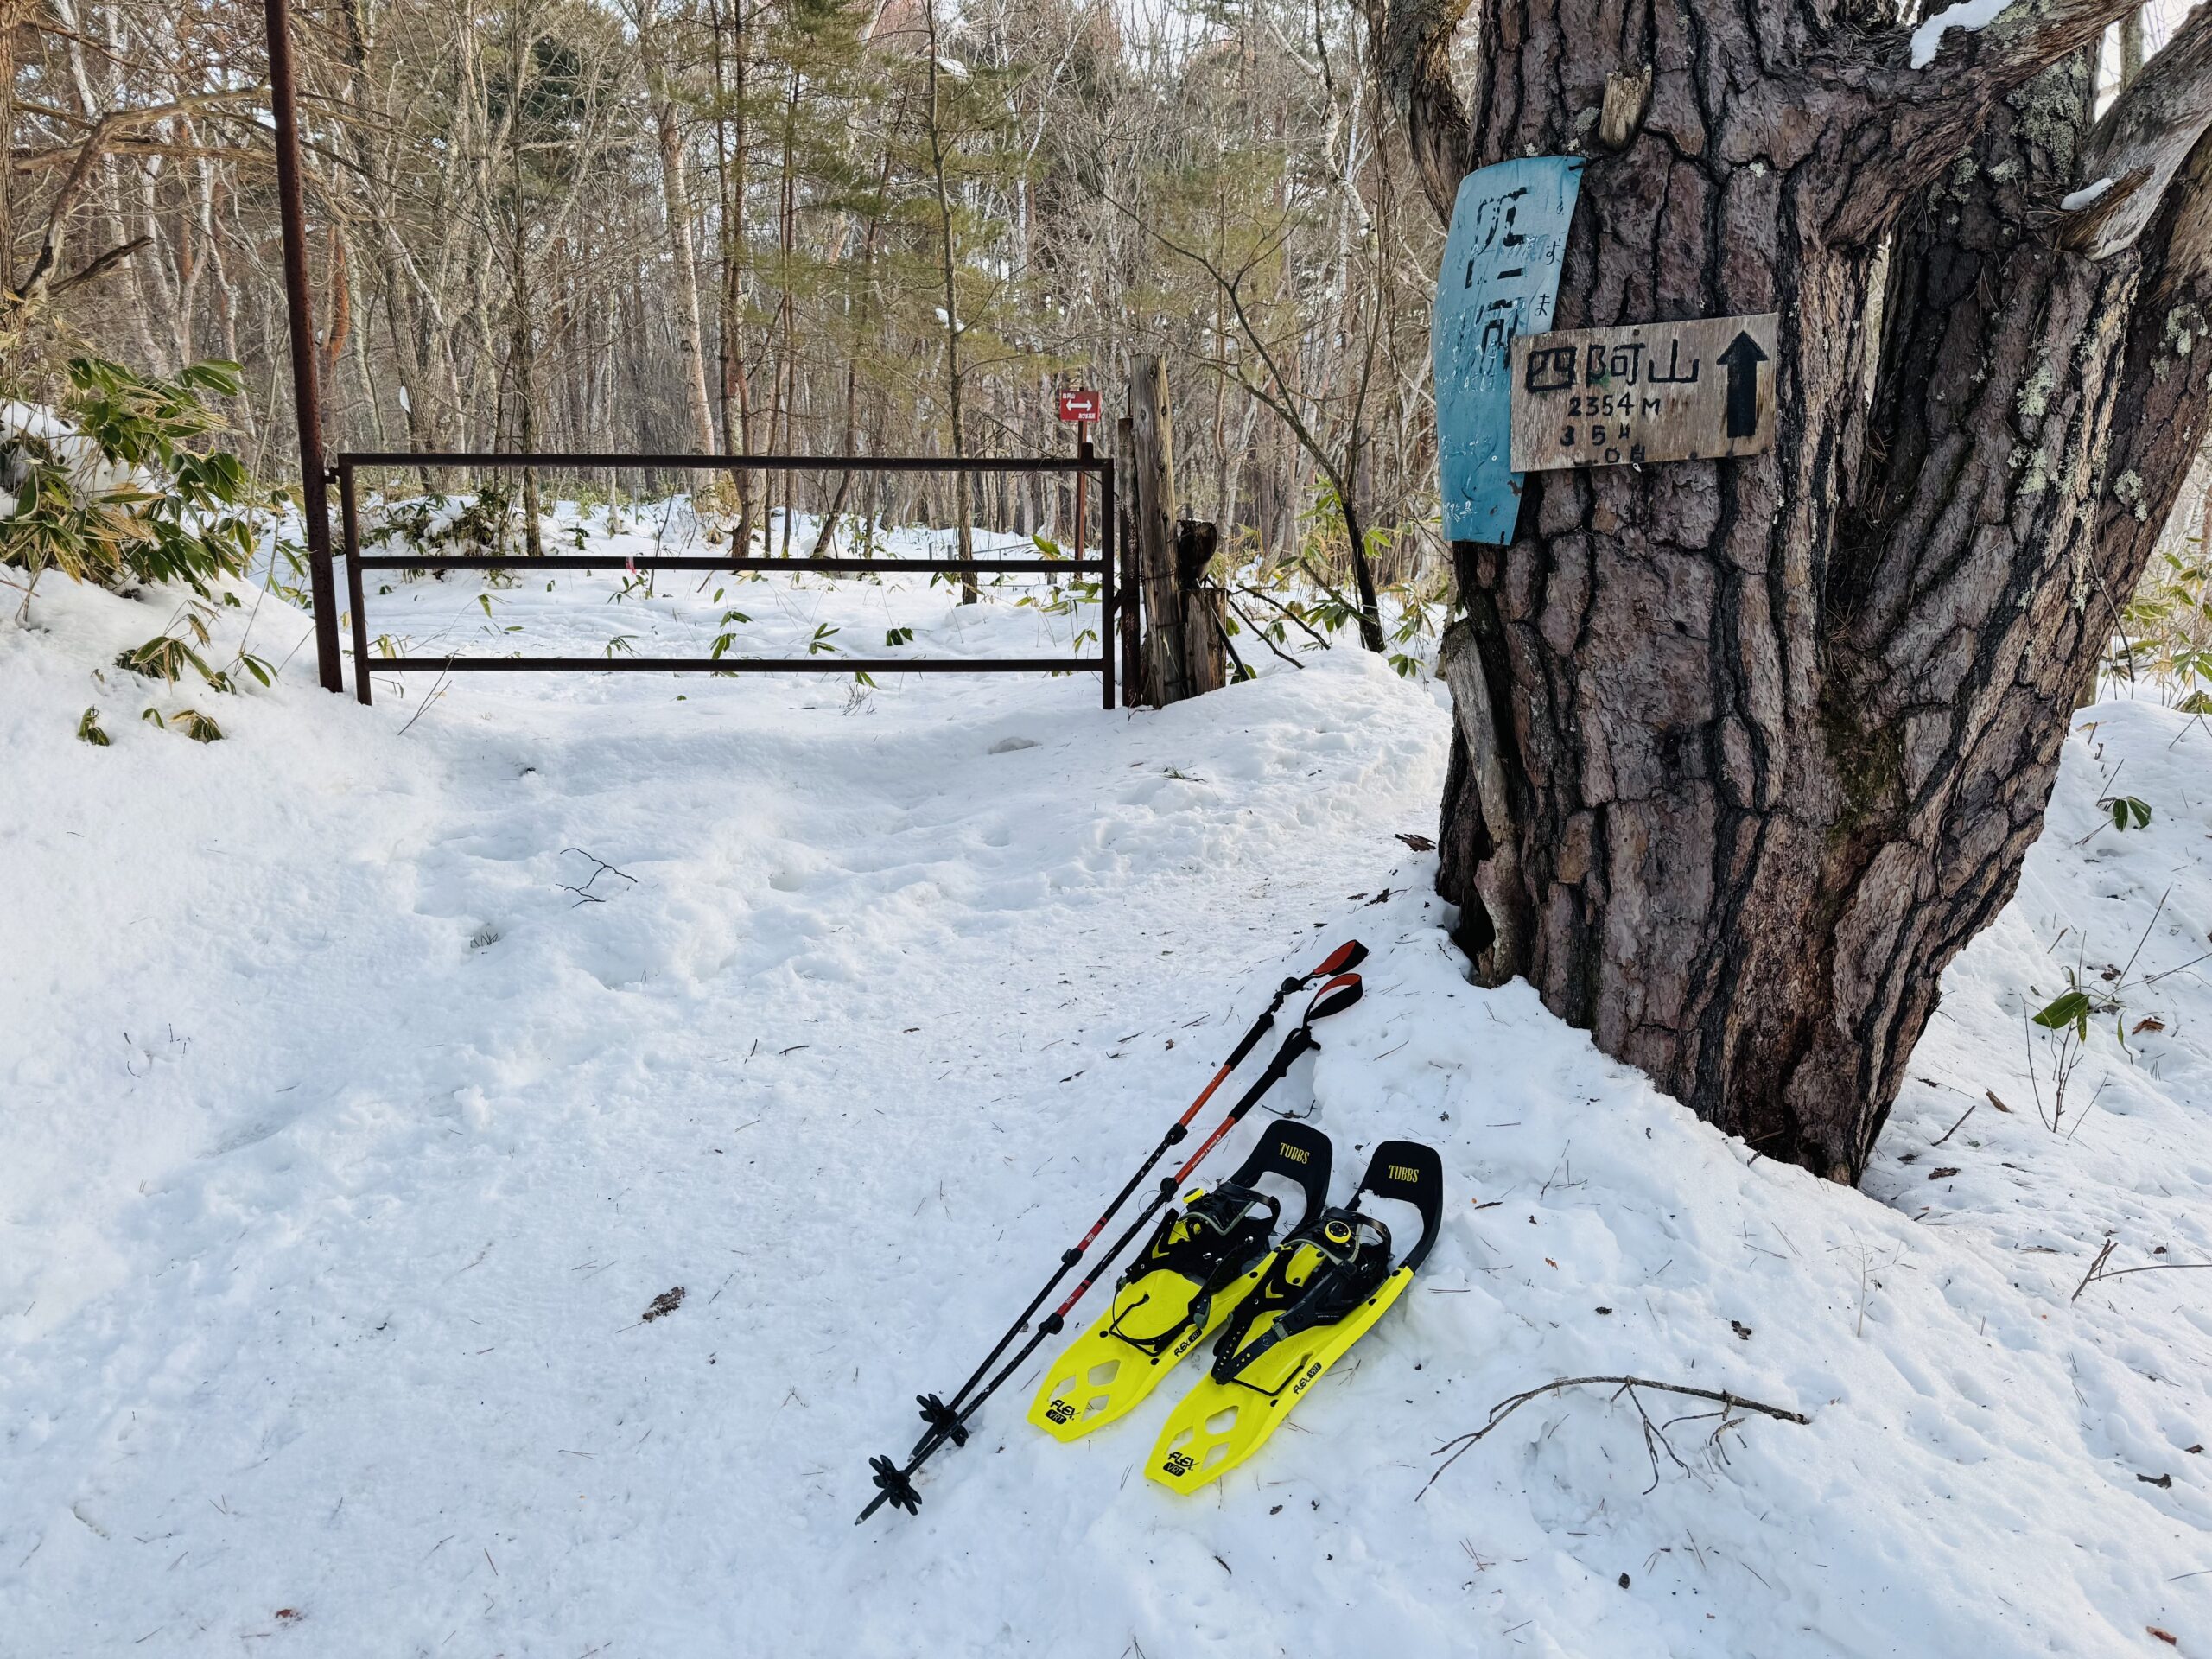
5, 542, 2212, 1657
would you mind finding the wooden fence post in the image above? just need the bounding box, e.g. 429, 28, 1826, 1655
1128, 356, 1186, 704
1126, 359, 1229, 705
1116, 413, 1141, 707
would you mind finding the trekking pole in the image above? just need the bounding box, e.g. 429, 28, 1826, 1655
895, 939, 1364, 1462
858, 969, 1365, 1524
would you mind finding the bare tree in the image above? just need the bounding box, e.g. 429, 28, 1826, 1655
637, 0, 717, 455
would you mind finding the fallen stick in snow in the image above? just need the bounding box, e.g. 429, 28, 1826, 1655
2072, 1239, 2212, 1301
1932, 1098, 1977, 1146
2073, 1238, 2120, 1300
558, 847, 637, 906
1420, 1375, 1811, 1500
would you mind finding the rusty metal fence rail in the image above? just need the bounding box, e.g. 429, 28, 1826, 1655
336, 451, 1116, 709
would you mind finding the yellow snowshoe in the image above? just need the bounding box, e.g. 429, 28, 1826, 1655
1147, 1139, 1443, 1494
1030, 1121, 1332, 1443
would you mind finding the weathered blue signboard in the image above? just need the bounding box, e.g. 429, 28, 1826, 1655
1431, 156, 1583, 544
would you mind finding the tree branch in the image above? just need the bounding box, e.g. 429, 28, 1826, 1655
1821, 0, 2149, 245
1419, 1375, 1811, 1500
2062, 2, 2212, 258
2089, 124, 2212, 583
9, 86, 272, 304
1361, 0, 1474, 230
1897, 0, 2147, 87
48, 235, 149, 294
1237, 583, 1335, 650
12, 111, 120, 302
1224, 594, 1305, 669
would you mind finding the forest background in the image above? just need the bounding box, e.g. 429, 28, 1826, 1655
10, 3, 2212, 667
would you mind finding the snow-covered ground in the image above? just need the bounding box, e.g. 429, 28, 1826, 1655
6, 535, 2212, 1656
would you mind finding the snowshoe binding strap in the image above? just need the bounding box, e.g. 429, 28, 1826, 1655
1107, 1183, 1279, 1357
1206, 1206, 1394, 1390
1104, 1121, 1335, 1358
1351, 1139, 1445, 1273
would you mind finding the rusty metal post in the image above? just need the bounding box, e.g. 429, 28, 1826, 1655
340, 462, 371, 705
1095, 442, 1113, 710
264, 0, 342, 692
1071, 421, 1090, 574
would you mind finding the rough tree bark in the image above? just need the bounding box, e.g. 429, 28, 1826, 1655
1130, 353, 1190, 704
1371, 0, 2212, 1181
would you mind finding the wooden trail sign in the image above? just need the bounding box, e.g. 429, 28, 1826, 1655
1510, 312, 1778, 471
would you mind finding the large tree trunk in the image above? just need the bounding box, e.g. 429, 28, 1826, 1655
1379, 0, 2212, 1181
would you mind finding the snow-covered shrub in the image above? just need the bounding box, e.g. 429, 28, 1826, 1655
365, 480, 520, 557
0, 357, 265, 597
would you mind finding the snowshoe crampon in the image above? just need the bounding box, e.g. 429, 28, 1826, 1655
1030, 1122, 1332, 1442
1147, 1139, 1442, 1493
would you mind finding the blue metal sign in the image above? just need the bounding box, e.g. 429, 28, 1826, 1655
1431, 157, 1583, 544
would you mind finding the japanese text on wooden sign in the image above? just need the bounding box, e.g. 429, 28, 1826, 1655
1430, 156, 1584, 543
1509, 312, 1777, 471
1056, 389, 1101, 423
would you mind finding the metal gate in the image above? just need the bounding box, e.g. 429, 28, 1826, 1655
336, 451, 1116, 708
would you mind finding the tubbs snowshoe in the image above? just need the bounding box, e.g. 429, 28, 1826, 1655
1146, 1139, 1442, 1494
1029, 1121, 1333, 1443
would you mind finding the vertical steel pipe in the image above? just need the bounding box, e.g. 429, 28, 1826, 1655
1090, 441, 1114, 710
264, 0, 342, 692
340, 462, 371, 705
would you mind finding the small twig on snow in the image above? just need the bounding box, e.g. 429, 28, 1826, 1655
396, 653, 457, 736
2114, 887, 2171, 989
2074, 1239, 2212, 1301
558, 847, 638, 906
1931, 1098, 1977, 1147
1420, 1376, 1809, 1500
2072, 1239, 2120, 1300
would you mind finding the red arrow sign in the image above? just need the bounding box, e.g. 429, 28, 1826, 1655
1056, 389, 1101, 423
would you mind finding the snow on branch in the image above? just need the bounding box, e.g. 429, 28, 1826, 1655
1901, 0, 2143, 79
1910, 0, 2018, 68
2062, 3, 2212, 260
1827, 0, 2145, 245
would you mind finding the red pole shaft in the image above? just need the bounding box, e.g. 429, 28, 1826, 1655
1168, 1103, 1249, 1188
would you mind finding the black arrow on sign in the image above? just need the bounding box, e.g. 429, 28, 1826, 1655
1717, 329, 1767, 440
